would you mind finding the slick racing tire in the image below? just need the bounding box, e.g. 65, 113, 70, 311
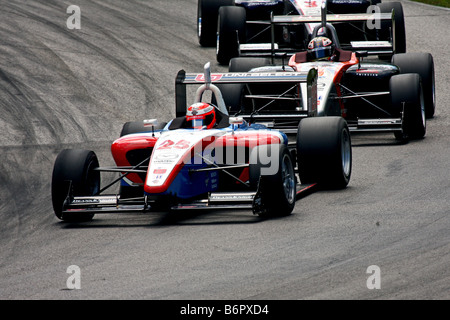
377, 2, 406, 57
297, 117, 352, 189
229, 57, 272, 72
52, 149, 100, 222
197, 0, 234, 47
216, 6, 246, 65
249, 144, 296, 218
214, 57, 272, 113
392, 53, 435, 118
213, 82, 244, 114
390, 74, 426, 140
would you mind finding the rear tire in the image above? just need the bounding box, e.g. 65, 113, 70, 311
297, 117, 352, 189
52, 149, 100, 222
392, 53, 435, 118
216, 6, 246, 65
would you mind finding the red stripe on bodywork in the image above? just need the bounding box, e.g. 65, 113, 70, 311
111, 134, 158, 184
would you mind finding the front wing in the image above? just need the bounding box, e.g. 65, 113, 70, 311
60, 182, 318, 216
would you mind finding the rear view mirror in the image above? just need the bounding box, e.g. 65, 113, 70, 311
229, 117, 244, 125
230, 117, 244, 135
143, 119, 158, 136
356, 51, 368, 58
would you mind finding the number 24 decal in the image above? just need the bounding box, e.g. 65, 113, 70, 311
157, 139, 190, 150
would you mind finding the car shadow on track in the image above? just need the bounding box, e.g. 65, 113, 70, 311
156, 209, 268, 226
56, 209, 268, 229
350, 132, 411, 147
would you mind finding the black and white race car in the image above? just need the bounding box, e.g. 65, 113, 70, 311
211, 9, 435, 141
197, 0, 406, 64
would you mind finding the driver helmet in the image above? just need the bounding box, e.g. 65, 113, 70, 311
307, 37, 334, 61
186, 102, 216, 129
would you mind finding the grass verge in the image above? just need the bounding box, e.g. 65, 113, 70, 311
411, 0, 450, 8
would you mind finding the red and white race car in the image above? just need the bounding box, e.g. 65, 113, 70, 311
51, 63, 351, 222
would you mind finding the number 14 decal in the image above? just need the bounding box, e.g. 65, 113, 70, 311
157, 139, 190, 150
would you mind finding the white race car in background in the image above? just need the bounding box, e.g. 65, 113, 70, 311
197, 0, 406, 64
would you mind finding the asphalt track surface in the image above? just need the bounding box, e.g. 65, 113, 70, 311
0, 0, 449, 300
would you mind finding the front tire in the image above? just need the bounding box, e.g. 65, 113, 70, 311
216, 6, 246, 65
249, 144, 296, 217
52, 149, 100, 222
228, 57, 272, 72
214, 57, 272, 113
197, 0, 234, 47
390, 74, 426, 140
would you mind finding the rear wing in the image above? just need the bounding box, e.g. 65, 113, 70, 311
175, 68, 318, 122
272, 13, 393, 24
240, 11, 397, 58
